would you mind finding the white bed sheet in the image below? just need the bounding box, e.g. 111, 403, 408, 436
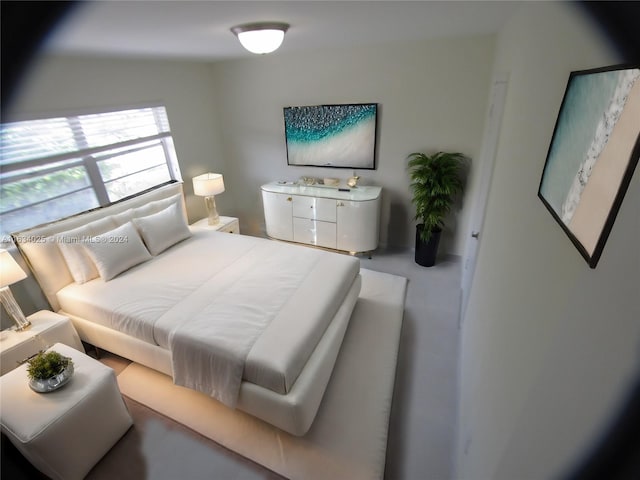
57, 230, 360, 401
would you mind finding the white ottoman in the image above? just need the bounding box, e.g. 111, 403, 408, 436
0, 343, 133, 480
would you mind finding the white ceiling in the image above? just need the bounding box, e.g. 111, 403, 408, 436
45, 1, 521, 61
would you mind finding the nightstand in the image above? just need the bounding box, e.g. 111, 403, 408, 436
190, 216, 240, 234
0, 310, 84, 375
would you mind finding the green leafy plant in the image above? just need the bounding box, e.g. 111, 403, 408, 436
26, 351, 73, 380
407, 151, 466, 242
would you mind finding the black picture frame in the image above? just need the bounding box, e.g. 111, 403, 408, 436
283, 103, 377, 169
538, 64, 640, 268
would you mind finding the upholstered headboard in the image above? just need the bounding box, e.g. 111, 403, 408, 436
13, 182, 185, 311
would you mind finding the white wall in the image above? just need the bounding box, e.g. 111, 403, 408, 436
209, 35, 495, 252
457, 3, 639, 479
8, 55, 225, 224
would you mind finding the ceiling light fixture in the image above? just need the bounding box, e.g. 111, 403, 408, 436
230, 22, 289, 55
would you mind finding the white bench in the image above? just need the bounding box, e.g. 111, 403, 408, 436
0, 343, 132, 480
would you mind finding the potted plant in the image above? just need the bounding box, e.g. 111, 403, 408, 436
26, 350, 74, 393
407, 151, 466, 267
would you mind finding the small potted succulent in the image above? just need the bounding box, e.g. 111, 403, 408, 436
26, 350, 74, 393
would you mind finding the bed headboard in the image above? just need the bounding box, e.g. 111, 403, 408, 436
13, 182, 185, 311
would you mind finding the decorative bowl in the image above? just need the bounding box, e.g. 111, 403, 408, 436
29, 363, 74, 393
323, 178, 340, 187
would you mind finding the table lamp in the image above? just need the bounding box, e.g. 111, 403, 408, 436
193, 173, 225, 225
0, 249, 30, 330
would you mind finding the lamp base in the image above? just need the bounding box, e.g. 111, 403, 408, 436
204, 195, 220, 225
0, 286, 31, 331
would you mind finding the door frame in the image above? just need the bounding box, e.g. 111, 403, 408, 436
460, 73, 509, 324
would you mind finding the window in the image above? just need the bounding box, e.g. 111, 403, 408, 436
0, 105, 181, 238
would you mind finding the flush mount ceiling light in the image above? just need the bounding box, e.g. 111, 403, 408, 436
230, 22, 290, 54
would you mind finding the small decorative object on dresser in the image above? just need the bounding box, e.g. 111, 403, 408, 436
347, 174, 360, 188
299, 176, 317, 186
323, 177, 340, 187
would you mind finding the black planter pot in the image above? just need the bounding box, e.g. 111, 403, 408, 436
415, 225, 442, 267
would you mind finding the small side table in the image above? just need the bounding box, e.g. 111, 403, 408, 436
0, 343, 133, 480
190, 216, 240, 234
0, 310, 84, 375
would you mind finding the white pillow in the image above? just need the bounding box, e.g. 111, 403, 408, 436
111, 208, 135, 227
55, 217, 117, 284
82, 222, 152, 281
135, 194, 182, 216
133, 201, 192, 255
112, 194, 183, 227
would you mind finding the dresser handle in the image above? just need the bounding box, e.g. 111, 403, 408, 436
337, 202, 344, 207
286, 197, 292, 202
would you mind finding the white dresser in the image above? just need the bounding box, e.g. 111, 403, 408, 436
261, 182, 381, 254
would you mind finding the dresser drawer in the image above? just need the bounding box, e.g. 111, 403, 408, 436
293, 218, 336, 249
292, 196, 336, 222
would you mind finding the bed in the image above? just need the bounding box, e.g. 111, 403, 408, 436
13, 182, 361, 436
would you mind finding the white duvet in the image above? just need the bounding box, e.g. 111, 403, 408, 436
57, 231, 360, 407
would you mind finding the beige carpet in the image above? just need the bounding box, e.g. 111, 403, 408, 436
117, 268, 406, 480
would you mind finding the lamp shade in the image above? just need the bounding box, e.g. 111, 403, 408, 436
0, 249, 27, 287
231, 22, 289, 54
193, 173, 225, 197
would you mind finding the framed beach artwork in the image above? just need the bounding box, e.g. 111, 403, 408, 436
283, 103, 377, 169
538, 64, 640, 268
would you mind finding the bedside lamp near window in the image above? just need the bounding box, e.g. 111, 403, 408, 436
0, 249, 30, 331
193, 173, 225, 225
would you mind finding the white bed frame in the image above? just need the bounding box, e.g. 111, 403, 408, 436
14, 182, 361, 435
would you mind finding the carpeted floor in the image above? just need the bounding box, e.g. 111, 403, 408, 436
90, 397, 286, 480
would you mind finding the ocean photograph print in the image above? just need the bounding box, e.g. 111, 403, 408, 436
538, 64, 640, 268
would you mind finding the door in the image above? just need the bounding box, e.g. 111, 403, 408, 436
460, 74, 509, 322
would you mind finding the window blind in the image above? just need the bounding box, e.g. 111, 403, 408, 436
0, 105, 180, 239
